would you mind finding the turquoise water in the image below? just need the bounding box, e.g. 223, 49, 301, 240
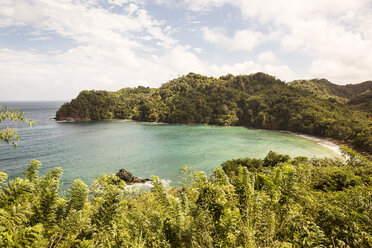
0, 102, 340, 188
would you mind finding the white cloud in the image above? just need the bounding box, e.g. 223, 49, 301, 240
156, 0, 228, 11
1, 0, 371, 101
160, 0, 372, 84
108, 0, 136, 7
214, 62, 295, 81
201, 27, 268, 51
257, 51, 281, 65
125, 3, 140, 14
180, 0, 228, 11
0, 45, 295, 100
0, 0, 181, 100
279, 17, 372, 83
193, 47, 203, 53
201, 27, 229, 45
28, 36, 51, 41
0, 0, 174, 48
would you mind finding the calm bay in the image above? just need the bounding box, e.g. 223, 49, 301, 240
0, 101, 340, 189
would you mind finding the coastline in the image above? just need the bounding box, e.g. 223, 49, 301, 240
279, 131, 371, 161
280, 131, 343, 156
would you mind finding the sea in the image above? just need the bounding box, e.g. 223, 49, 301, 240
0, 101, 341, 190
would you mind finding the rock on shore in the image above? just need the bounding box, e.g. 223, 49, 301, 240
116, 169, 151, 185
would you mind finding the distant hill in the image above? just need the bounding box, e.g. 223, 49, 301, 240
56, 73, 372, 155
289, 79, 372, 112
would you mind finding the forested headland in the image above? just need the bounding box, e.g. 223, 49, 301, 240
56, 73, 372, 156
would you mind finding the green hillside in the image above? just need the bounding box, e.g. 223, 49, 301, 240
56, 73, 372, 155
289, 79, 372, 112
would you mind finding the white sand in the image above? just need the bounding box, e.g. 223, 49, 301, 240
281, 131, 342, 156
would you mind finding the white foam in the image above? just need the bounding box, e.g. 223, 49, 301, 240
125, 178, 172, 190
143, 121, 167, 125
111, 119, 133, 123
56, 120, 75, 123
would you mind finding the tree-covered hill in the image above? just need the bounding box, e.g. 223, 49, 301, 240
348, 90, 372, 113
289, 79, 372, 112
56, 73, 372, 155
0, 148, 371, 247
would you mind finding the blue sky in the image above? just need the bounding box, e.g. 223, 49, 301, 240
1, 0, 371, 101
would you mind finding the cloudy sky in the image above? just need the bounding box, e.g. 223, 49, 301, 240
1, 0, 372, 101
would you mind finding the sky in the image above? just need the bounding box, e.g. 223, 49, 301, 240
1, 0, 372, 101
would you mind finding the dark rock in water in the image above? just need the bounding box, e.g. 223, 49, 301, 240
116, 169, 151, 185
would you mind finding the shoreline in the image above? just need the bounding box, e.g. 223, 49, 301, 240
280, 131, 344, 156
279, 130, 371, 161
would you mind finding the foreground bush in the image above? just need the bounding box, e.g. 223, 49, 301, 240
0, 148, 371, 247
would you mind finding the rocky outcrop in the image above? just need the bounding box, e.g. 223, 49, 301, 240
116, 169, 151, 185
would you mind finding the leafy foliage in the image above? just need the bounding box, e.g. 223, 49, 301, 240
0, 149, 371, 247
0, 106, 35, 147
289, 78, 372, 114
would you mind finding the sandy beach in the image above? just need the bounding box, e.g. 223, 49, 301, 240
280, 131, 343, 156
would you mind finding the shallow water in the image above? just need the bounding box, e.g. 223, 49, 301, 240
0, 101, 340, 189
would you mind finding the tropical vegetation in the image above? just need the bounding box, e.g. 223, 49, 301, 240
0, 105, 34, 147
0, 147, 371, 247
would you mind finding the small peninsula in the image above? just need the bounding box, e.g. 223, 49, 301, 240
56, 72, 372, 157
